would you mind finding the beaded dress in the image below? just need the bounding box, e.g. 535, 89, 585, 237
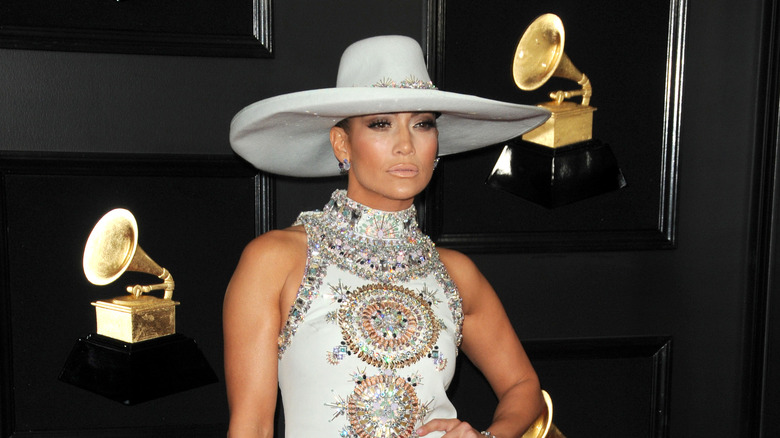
278, 190, 463, 438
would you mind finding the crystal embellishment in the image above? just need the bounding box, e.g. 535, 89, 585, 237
279, 190, 463, 357
338, 284, 440, 369
372, 76, 438, 90
328, 370, 431, 438
347, 373, 421, 437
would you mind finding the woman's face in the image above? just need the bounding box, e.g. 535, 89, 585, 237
330, 111, 439, 211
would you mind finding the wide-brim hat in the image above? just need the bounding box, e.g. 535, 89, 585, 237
230, 35, 550, 177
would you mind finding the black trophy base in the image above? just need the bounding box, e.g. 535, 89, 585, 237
59, 333, 218, 405
487, 138, 627, 208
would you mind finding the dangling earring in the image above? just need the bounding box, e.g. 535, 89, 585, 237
338, 158, 351, 174
433, 157, 440, 170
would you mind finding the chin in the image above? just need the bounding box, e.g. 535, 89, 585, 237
350, 174, 431, 207
386, 184, 426, 201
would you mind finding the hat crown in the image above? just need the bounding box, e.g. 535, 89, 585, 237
336, 35, 433, 88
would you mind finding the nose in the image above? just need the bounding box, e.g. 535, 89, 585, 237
393, 124, 415, 156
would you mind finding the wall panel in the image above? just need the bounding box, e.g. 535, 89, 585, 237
0, 154, 257, 436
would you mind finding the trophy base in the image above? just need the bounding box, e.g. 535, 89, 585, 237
58, 333, 218, 405
92, 296, 179, 343
487, 138, 627, 208
521, 101, 596, 148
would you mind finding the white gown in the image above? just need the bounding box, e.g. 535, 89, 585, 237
277, 190, 463, 438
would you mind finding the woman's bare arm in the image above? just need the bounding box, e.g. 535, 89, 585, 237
418, 248, 543, 438
223, 228, 307, 438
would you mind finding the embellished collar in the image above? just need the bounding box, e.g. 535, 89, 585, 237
323, 190, 419, 241
295, 190, 435, 283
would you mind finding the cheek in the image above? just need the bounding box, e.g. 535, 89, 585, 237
419, 135, 439, 159
347, 135, 379, 161
352, 143, 385, 166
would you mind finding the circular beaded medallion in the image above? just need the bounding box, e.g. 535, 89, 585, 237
338, 284, 440, 369
347, 373, 421, 438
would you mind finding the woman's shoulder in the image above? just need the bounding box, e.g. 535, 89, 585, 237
436, 246, 489, 306
436, 246, 478, 273
240, 225, 308, 263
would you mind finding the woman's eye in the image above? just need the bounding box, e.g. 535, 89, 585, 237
368, 119, 391, 129
415, 119, 437, 129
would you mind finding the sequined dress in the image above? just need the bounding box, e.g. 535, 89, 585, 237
277, 190, 463, 438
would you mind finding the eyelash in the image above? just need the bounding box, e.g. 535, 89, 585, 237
367, 119, 391, 129
366, 118, 437, 129
416, 119, 437, 129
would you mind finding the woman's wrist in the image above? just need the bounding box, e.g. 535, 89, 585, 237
480, 431, 497, 438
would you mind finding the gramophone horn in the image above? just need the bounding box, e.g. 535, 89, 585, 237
513, 13, 591, 106
82, 208, 174, 300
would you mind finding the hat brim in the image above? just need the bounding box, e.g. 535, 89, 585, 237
230, 87, 550, 177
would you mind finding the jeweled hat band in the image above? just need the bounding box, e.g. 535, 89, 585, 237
372, 76, 437, 90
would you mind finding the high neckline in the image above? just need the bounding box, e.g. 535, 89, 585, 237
324, 190, 418, 240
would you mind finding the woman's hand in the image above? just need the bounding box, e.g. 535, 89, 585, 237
416, 418, 484, 437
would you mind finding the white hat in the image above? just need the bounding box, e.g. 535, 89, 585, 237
230, 35, 550, 177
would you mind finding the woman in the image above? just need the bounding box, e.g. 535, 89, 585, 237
224, 35, 551, 438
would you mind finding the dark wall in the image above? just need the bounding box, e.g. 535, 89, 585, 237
0, 1, 426, 155
1, 0, 776, 437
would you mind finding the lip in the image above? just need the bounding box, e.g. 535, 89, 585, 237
387, 163, 419, 177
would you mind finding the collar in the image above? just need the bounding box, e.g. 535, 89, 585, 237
324, 190, 418, 240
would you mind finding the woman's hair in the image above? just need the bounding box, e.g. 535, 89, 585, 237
334, 118, 350, 134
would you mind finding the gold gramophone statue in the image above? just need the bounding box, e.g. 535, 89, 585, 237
513, 13, 594, 147
84, 208, 178, 343
487, 13, 626, 208
59, 208, 216, 405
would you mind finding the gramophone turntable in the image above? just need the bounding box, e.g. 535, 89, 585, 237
59, 208, 217, 405
487, 13, 626, 208
83, 208, 178, 343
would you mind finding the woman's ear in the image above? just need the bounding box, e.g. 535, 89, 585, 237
330, 126, 349, 161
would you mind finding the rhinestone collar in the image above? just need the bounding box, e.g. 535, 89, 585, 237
295, 190, 434, 284
323, 190, 418, 241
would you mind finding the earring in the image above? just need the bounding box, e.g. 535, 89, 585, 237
433, 157, 440, 170
338, 158, 351, 174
